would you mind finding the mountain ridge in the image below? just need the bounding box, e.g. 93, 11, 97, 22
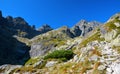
1, 11, 120, 74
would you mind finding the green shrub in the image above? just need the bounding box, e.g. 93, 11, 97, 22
44, 50, 74, 61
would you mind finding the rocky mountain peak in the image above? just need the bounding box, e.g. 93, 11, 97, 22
76, 19, 88, 26
13, 17, 28, 25
38, 24, 53, 33
6, 16, 13, 21
72, 20, 101, 36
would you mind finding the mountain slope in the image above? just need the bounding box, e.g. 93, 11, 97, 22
1, 11, 120, 74
6, 13, 120, 74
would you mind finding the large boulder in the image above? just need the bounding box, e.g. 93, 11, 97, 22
30, 41, 55, 58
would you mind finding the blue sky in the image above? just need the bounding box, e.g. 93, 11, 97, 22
0, 0, 120, 29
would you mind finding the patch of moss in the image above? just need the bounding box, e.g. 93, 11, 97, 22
44, 50, 74, 61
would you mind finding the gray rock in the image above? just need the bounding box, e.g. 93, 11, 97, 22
0, 64, 22, 74
30, 41, 55, 57
73, 55, 79, 62
38, 24, 53, 34
73, 20, 101, 36
33, 60, 43, 68
89, 55, 98, 61
72, 25, 82, 37
45, 61, 57, 67
98, 65, 106, 70
106, 67, 113, 74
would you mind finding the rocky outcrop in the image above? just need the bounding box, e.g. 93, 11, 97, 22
71, 25, 82, 37
72, 20, 101, 36
45, 61, 57, 67
0, 64, 22, 74
0, 11, 31, 65
30, 40, 55, 57
38, 24, 53, 34
5, 16, 41, 38
104, 30, 117, 42
107, 13, 120, 22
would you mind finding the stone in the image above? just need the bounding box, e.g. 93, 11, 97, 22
0, 64, 22, 74
30, 42, 55, 57
73, 55, 79, 62
89, 55, 98, 61
33, 60, 43, 68
106, 67, 112, 73
111, 63, 120, 74
98, 65, 106, 70
45, 61, 57, 67
114, 22, 120, 27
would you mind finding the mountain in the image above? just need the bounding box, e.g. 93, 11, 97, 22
1, 11, 120, 74
0, 11, 52, 65
0, 11, 31, 65
71, 20, 101, 37
5, 16, 53, 39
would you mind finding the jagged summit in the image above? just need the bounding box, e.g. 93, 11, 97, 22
2, 11, 120, 74
6, 16, 13, 21
13, 17, 28, 25
38, 24, 53, 33
72, 19, 101, 36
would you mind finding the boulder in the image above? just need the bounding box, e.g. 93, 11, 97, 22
114, 22, 120, 27
30, 41, 55, 57
45, 61, 57, 67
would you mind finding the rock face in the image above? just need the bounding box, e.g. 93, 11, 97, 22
0, 12, 53, 39
0, 11, 31, 65
38, 24, 53, 34
72, 25, 82, 37
0, 11, 53, 65
1, 11, 120, 74
5, 16, 39, 39
30, 41, 55, 57
72, 20, 101, 36
107, 13, 120, 22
